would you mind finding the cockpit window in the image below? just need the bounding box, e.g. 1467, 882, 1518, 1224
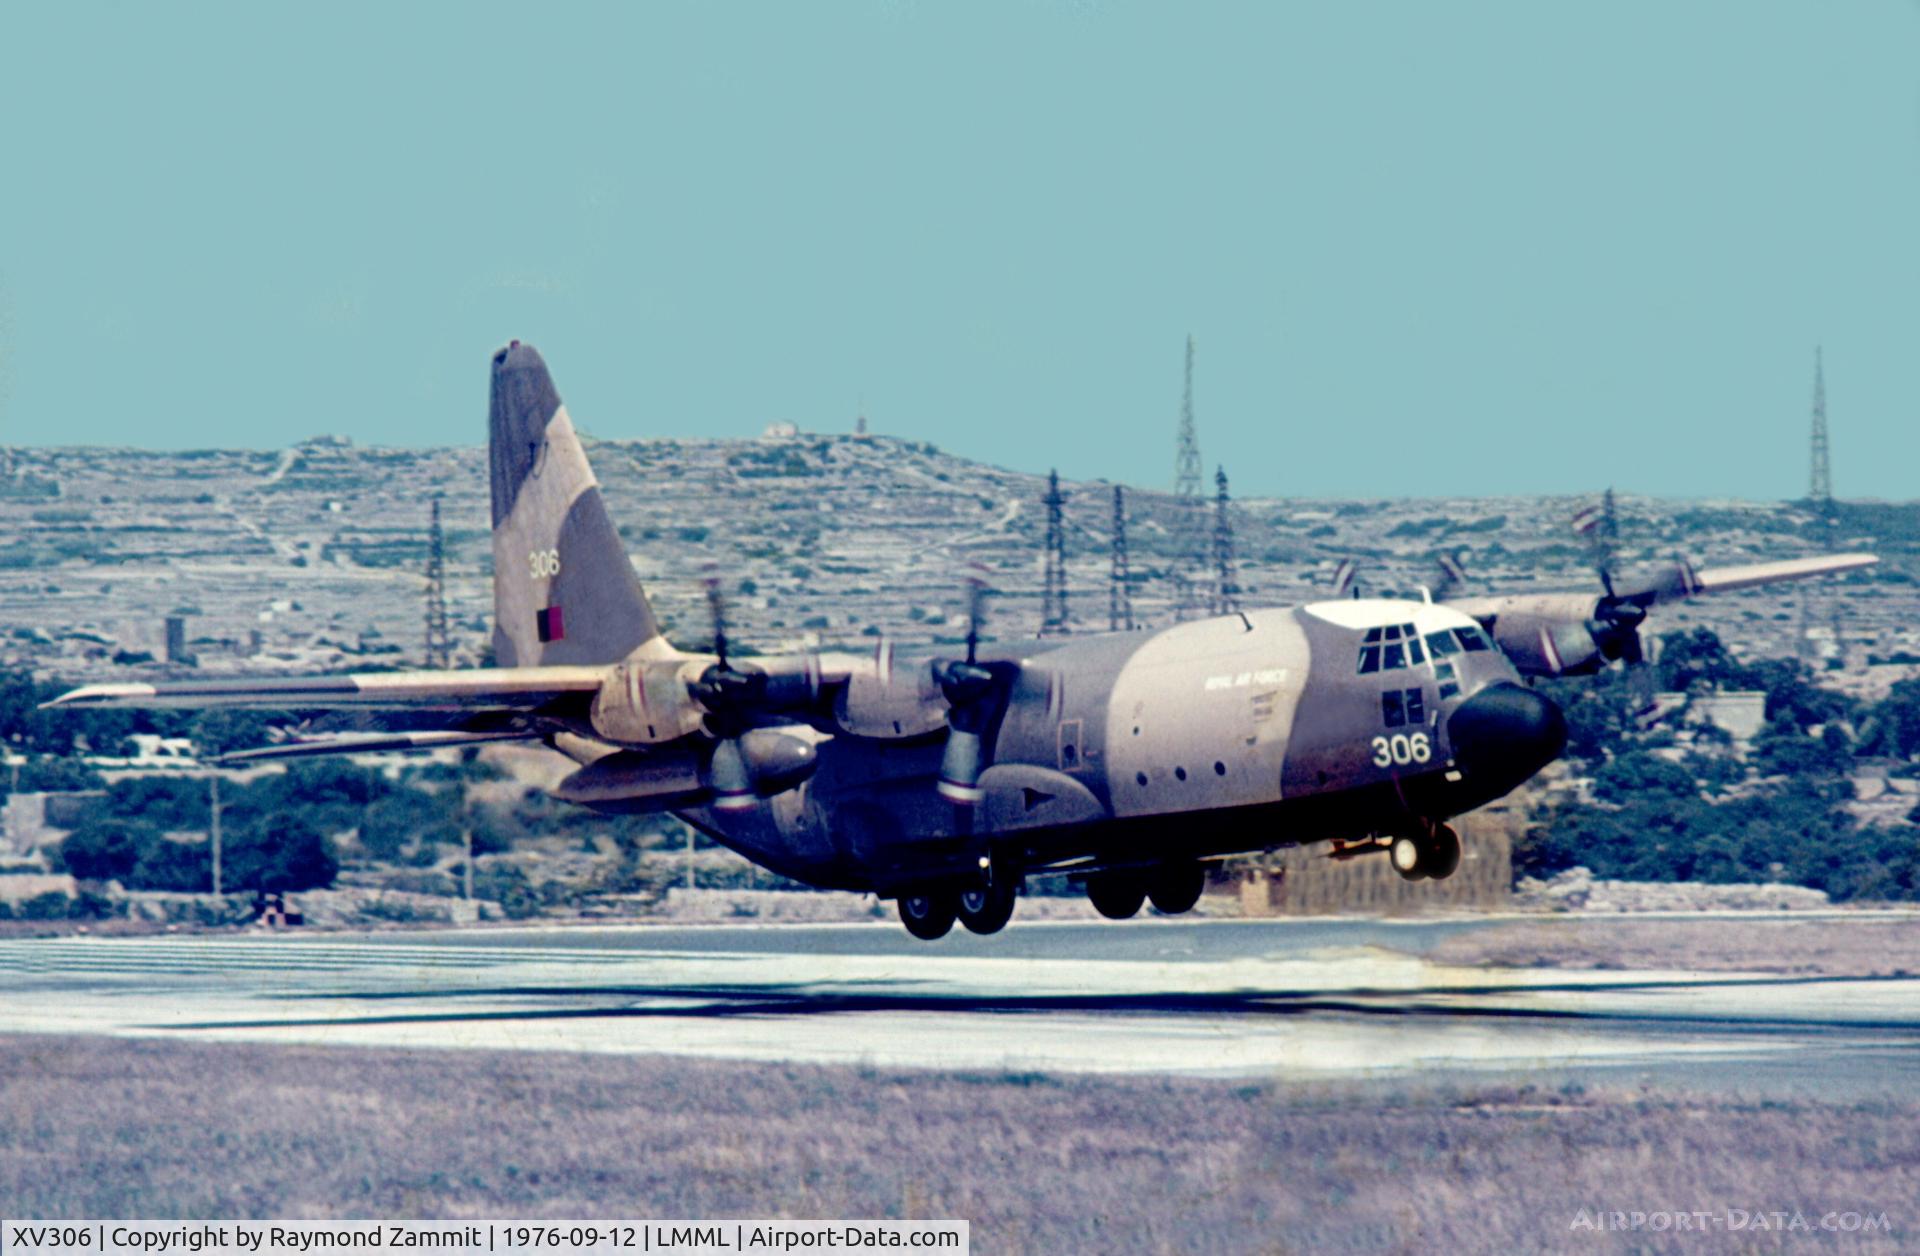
1359, 622, 1450, 674
1455, 626, 1491, 652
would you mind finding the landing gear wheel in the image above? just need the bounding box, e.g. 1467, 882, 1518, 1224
1390, 835, 1428, 881
1420, 825, 1461, 880
957, 879, 1018, 935
1147, 863, 1206, 915
898, 890, 958, 940
1087, 872, 1146, 920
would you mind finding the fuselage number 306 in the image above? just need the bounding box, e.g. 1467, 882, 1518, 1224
1371, 732, 1431, 767
530, 549, 562, 579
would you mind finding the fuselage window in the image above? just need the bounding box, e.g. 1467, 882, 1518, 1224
1405, 688, 1426, 725
1456, 626, 1491, 652
1382, 690, 1405, 727
1426, 630, 1460, 659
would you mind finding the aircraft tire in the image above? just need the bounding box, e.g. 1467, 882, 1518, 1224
958, 881, 1018, 935
1420, 825, 1462, 880
1147, 863, 1206, 915
1087, 872, 1147, 920
898, 891, 958, 941
1389, 835, 1427, 881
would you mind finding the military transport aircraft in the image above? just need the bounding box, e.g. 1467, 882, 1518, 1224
48, 343, 1878, 939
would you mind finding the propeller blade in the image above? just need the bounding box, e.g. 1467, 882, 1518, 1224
703, 574, 730, 669
960, 564, 990, 666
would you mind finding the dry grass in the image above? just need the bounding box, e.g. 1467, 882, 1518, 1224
1430, 915, 1920, 977
1, 1035, 1917, 1253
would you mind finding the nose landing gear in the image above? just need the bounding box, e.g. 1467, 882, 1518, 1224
1389, 822, 1461, 882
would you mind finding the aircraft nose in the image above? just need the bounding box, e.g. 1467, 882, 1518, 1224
1447, 682, 1567, 788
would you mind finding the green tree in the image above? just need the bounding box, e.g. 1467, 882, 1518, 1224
222, 813, 338, 893
58, 819, 152, 881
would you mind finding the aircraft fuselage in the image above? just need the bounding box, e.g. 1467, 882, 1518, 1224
679, 598, 1565, 895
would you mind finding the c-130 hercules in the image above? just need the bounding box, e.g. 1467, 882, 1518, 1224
51, 344, 1877, 939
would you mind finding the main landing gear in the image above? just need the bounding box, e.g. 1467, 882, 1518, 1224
1389, 823, 1461, 882
1085, 862, 1206, 920
896, 875, 1021, 940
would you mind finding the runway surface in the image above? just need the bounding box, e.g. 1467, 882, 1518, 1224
4, 917, 1918, 1095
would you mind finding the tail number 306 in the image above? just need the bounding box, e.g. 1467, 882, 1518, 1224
1371, 732, 1431, 767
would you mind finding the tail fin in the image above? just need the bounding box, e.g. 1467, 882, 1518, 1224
488, 341, 663, 667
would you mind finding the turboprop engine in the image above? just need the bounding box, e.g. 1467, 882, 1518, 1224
553, 730, 820, 813
1459, 591, 1635, 677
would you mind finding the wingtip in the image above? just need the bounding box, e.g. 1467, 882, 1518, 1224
39, 683, 157, 710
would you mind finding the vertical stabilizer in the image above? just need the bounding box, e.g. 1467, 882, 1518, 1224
488, 341, 662, 667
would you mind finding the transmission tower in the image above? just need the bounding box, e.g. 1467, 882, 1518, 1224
1211, 466, 1240, 615
425, 495, 450, 668
1109, 485, 1134, 632
1801, 348, 1848, 666
1172, 335, 1206, 620
1594, 485, 1620, 583
1797, 349, 1843, 668
1810, 346, 1832, 512
1040, 469, 1069, 636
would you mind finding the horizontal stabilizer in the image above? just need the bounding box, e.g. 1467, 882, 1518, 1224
44, 666, 608, 712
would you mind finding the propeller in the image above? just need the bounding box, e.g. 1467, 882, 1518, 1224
934, 570, 1001, 806
1431, 551, 1469, 601
688, 577, 767, 810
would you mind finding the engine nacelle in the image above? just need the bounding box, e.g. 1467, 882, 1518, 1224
552, 730, 819, 813
1450, 593, 1611, 677
589, 659, 708, 746
730, 729, 821, 796
552, 746, 707, 810
834, 656, 948, 739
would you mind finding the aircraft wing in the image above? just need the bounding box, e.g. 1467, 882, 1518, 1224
1447, 552, 1878, 622
43, 666, 608, 712
1444, 551, 1878, 678
1683, 552, 1879, 597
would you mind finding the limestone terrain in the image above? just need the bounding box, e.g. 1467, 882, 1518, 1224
0, 433, 1911, 683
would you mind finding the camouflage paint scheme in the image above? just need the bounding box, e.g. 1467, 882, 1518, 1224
49, 343, 1875, 937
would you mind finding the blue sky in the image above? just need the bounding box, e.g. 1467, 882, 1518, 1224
1, 1, 1915, 500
